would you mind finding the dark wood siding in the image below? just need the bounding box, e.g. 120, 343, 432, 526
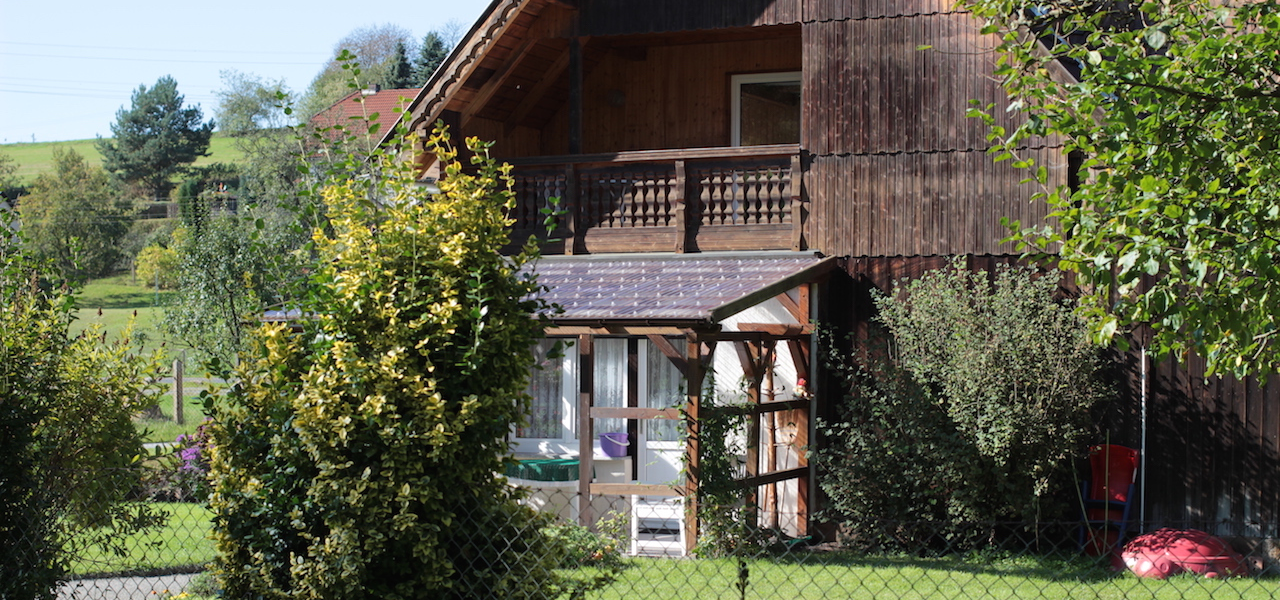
807, 148, 1061, 257
1108, 351, 1280, 535
801, 6, 1065, 257
578, 0, 801, 36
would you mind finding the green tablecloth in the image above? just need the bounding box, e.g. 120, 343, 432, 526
505, 458, 581, 482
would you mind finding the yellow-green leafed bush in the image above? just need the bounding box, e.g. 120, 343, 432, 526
208, 123, 564, 599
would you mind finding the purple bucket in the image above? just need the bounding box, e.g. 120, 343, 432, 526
599, 432, 629, 458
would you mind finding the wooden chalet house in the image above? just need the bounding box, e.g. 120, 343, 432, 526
391, 0, 1280, 553
387, 0, 1059, 554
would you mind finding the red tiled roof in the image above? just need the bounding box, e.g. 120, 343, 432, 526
530, 252, 836, 324
310, 87, 420, 138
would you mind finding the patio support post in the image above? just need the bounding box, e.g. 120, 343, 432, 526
578, 334, 595, 528
684, 334, 704, 555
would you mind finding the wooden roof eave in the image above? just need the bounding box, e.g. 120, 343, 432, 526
379, 0, 540, 148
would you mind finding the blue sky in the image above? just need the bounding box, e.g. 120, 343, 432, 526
0, 0, 489, 143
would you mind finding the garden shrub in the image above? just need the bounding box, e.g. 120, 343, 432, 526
1, 215, 164, 600
817, 261, 1107, 547
208, 123, 564, 599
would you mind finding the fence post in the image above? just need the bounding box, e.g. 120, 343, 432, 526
173, 355, 184, 425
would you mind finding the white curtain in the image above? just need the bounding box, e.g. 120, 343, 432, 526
519, 339, 562, 439
593, 338, 627, 435
645, 339, 683, 442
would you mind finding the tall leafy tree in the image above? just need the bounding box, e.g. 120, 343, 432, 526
297, 24, 415, 121
19, 148, 131, 282
214, 70, 293, 137
97, 76, 214, 201
412, 31, 449, 86
965, 0, 1280, 377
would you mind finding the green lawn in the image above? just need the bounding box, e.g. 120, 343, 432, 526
137, 388, 214, 444
69, 502, 214, 577
589, 553, 1280, 599
72, 274, 181, 360
2, 135, 246, 184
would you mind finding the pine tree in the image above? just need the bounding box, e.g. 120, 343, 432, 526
97, 76, 214, 201
412, 32, 448, 87
384, 41, 413, 89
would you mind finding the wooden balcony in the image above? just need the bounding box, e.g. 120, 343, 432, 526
504, 144, 803, 254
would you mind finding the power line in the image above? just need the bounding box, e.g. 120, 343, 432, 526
0, 51, 319, 66
0, 41, 321, 56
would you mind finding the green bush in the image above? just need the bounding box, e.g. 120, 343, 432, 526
208, 123, 564, 599
817, 261, 1107, 545
1, 214, 165, 600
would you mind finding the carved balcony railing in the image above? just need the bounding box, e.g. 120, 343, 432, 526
504, 144, 804, 254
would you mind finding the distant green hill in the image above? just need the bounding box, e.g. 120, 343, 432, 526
1, 135, 247, 184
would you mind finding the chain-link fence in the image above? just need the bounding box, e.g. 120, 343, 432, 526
9, 473, 1280, 600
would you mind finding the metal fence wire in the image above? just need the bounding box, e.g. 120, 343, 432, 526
11, 475, 1280, 600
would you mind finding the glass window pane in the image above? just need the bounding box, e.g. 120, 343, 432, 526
739, 80, 801, 146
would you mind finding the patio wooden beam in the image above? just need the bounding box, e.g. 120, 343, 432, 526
460, 34, 539, 128
775, 291, 804, 324
646, 334, 688, 377
590, 407, 681, 420
684, 334, 704, 555
733, 323, 811, 337
736, 466, 808, 489
546, 325, 689, 336
504, 43, 571, 135
787, 338, 811, 381
577, 334, 594, 528
589, 483, 680, 497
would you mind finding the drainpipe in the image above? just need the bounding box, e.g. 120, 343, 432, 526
1139, 345, 1148, 531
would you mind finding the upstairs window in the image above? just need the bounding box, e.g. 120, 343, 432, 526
731, 72, 801, 147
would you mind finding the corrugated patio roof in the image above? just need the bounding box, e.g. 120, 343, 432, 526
531, 252, 836, 324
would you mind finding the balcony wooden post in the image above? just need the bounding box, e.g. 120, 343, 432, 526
674, 159, 688, 253
790, 153, 804, 251
565, 163, 578, 255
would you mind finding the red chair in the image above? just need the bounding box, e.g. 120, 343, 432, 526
1079, 444, 1140, 556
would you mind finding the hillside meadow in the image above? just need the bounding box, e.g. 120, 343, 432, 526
2, 135, 246, 184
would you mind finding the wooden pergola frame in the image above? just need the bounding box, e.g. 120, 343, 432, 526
559, 286, 819, 554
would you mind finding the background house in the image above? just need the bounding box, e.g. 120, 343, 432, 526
392, 0, 1280, 545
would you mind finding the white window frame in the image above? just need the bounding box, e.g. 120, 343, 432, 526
730, 71, 802, 147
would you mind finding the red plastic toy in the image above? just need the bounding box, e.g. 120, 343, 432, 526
1121, 528, 1248, 579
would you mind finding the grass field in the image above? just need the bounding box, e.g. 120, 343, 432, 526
72, 274, 180, 359
69, 502, 214, 577
2, 135, 246, 184
589, 553, 1280, 600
